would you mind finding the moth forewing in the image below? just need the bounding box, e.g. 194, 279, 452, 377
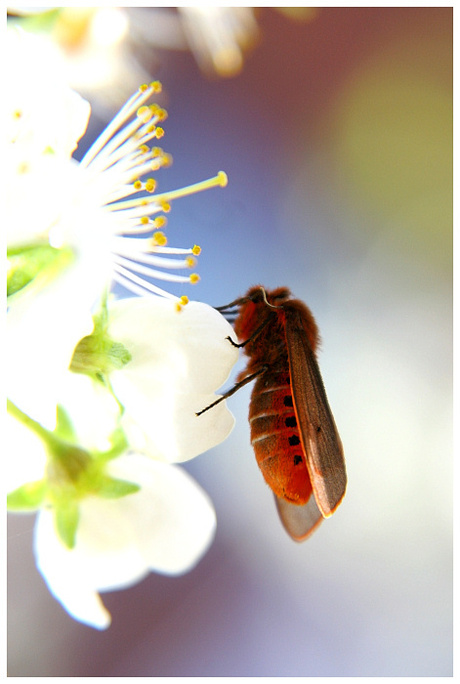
285, 309, 347, 518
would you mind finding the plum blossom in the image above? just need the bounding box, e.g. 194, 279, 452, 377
7, 27, 236, 629
35, 453, 217, 629
7, 27, 227, 424
8, 374, 219, 629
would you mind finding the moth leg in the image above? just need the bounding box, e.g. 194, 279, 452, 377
196, 366, 268, 416
226, 311, 277, 349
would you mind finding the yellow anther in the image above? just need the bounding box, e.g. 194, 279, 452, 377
157, 108, 168, 121
152, 231, 167, 246
151, 147, 162, 157
175, 302, 183, 312
137, 105, 153, 123
155, 127, 165, 139
13, 109, 22, 120
139, 83, 149, 93
139, 144, 150, 154
174, 293, 189, 312
140, 216, 150, 225
150, 80, 162, 93
217, 170, 228, 187
189, 273, 200, 284
161, 153, 173, 167
145, 178, 156, 193
147, 124, 156, 135
154, 216, 167, 228
161, 201, 171, 213
133, 180, 142, 191
192, 245, 201, 256
185, 256, 196, 268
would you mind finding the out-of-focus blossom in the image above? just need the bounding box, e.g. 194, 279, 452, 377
178, 7, 259, 77
8, 6, 258, 83
274, 7, 319, 22
6, 29, 90, 246
7, 7, 146, 109
8, 6, 318, 97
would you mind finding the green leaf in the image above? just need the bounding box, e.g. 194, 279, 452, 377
7, 480, 47, 510
97, 476, 140, 499
55, 500, 80, 549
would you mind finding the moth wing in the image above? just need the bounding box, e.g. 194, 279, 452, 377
274, 495, 323, 542
285, 310, 347, 517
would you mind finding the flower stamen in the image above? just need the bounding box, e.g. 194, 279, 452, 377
57, 80, 227, 299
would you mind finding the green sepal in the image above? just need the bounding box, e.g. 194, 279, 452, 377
9, 8, 60, 34
7, 480, 47, 511
100, 426, 129, 462
71, 335, 132, 377
70, 299, 132, 379
7, 243, 74, 300
54, 405, 77, 442
55, 499, 80, 549
96, 476, 140, 499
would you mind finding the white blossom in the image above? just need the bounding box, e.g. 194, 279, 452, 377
7, 27, 227, 425
34, 453, 216, 629
107, 296, 239, 461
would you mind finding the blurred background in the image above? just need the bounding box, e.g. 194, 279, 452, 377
7, 6, 452, 676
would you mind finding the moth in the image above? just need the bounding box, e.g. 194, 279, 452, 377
198, 286, 346, 541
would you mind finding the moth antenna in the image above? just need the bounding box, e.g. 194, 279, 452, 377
258, 286, 282, 309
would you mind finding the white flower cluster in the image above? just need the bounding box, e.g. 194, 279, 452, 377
6, 29, 237, 629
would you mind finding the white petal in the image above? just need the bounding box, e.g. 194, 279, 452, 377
34, 454, 216, 628
6, 29, 104, 254
56, 373, 121, 452
35, 510, 112, 630
108, 298, 238, 389
7, 28, 90, 159
7, 29, 91, 247
108, 297, 238, 461
105, 454, 217, 575
6, 264, 96, 428
7, 157, 80, 247
120, 389, 235, 463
